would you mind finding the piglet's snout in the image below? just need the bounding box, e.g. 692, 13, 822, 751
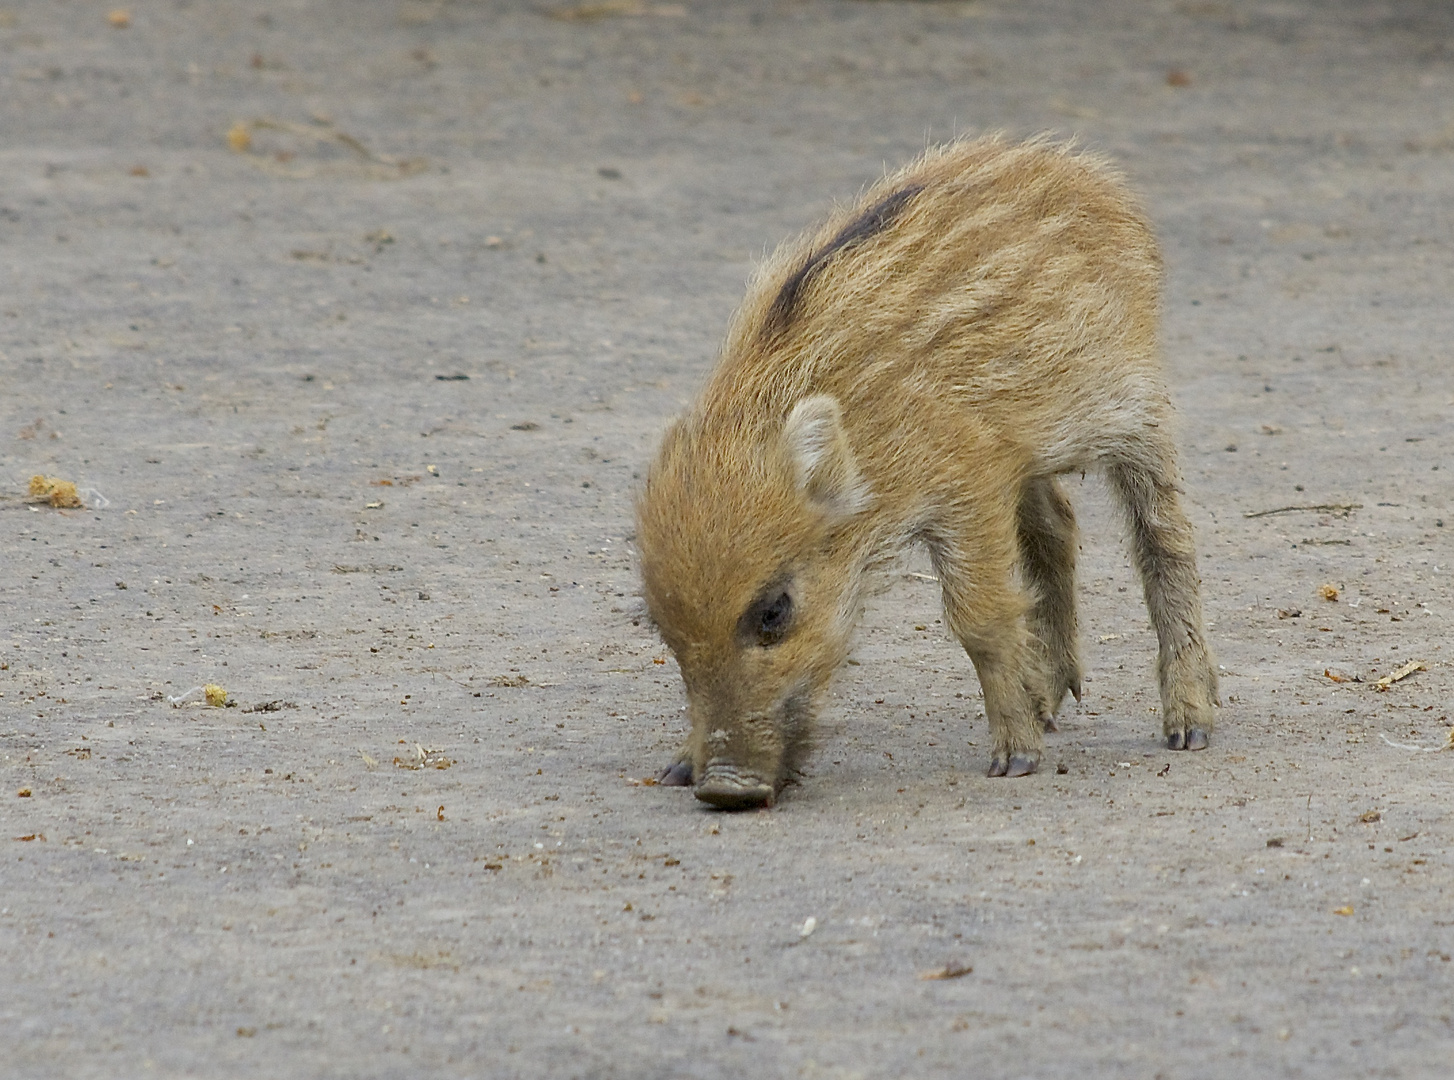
694, 762, 775, 810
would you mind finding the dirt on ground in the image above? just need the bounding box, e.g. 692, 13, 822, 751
2, 2, 1451, 1077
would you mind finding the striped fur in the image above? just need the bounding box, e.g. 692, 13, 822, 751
636, 135, 1218, 807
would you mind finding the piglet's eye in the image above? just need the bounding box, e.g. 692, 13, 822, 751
752, 591, 793, 647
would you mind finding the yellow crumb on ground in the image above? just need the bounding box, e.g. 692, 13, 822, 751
28, 475, 82, 508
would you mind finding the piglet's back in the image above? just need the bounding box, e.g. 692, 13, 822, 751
703, 135, 1165, 458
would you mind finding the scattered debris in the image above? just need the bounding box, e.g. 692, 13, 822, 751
393, 743, 453, 770
1243, 503, 1362, 519
330, 563, 403, 574
1378, 733, 1444, 754
1266, 837, 1284, 848
1277, 608, 1302, 620
488, 674, 530, 688
510, 421, 540, 431
550, 1, 684, 20
1324, 669, 1361, 684
436, 805, 445, 821
359, 750, 379, 769
1332, 905, 1354, 916
17, 788, 31, 798
435, 373, 469, 381
13, 833, 45, 842
920, 963, 974, 981
225, 117, 426, 179
1374, 660, 1426, 692
204, 684, 227, 708
798, 916, 817, 939
626, 775, 659, 786
1359, 810, 1382, 823
1318, 584, 1339, 602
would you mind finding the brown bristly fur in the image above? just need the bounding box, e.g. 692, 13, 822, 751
636, 134, 1218, 807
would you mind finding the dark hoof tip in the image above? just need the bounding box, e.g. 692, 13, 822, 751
1167, 731, 1186, 751
1041, 715, 1059, 734
656, 761, 693, 786
1005, 754, 1039, 778
987, 758, 1009, 778
1186, 728, 1210, 751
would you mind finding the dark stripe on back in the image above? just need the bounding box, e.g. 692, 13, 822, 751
763, 183, 924, 338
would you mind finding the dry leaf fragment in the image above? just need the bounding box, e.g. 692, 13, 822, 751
1324, 669, 1355, 684
1318, 584, 1339, 602
1359, 810, 1381, 823
359, 750, 379, 769
28, 475, 82, 508
1333, 905, 1354, 916
1374, 660, 1426, 691
17, 788, 31, 798
920, 963, 974, 980
1278, 608, 1302, 620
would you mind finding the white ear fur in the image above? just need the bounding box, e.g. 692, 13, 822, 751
783, 395, 872, 520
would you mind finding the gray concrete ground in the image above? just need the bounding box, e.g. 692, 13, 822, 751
2, 1, 1452, 1077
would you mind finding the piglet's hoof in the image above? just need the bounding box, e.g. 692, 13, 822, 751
656, 760, 694, 786
988, 753, 1039, 778
1167, 729, 1210, 752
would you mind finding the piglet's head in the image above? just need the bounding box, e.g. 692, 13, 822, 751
636, 395, 872, 809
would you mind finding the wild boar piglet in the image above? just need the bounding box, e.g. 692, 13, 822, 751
636, 135, 1218, 810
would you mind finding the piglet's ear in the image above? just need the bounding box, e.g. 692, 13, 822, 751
783, 395, 872, 520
